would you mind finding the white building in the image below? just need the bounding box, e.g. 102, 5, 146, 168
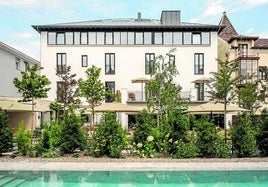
33, 10, 221, 128
0, 41, 42, 130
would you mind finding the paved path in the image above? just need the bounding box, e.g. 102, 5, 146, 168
0, 162, 268, 171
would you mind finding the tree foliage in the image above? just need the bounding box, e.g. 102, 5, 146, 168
56, 66, 80, 112
13, 64, 51, 145
231, 113, 257, 157
236, 82, 258, 110
79, 65, 107, 125
0, 108, 13, 155
257, 113, 268, 156
208, 55, 241, 142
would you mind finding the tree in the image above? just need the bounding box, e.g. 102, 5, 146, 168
236, 82, 258, 110
231, 113, 257, 157
145, 48, 182, 127
56, 66, 81, 114
208, 55, 241, 143
79, 65, 107, 126
13, 64, 50, 145
0, 108, 13, 155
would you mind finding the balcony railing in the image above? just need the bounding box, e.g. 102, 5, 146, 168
127, 91, 146, 102
236, 50, 259, 58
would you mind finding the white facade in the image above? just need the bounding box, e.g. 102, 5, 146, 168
34, 11, 219, 105
0, 41, 40, 97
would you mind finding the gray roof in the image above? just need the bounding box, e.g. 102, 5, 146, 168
32, 18, 222, 32
0, 41, 40, 65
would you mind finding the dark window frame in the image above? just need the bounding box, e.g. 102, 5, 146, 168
145, 53, 155, 75
194, 53, 204, 75
56, 53, 67, 74
105, 53, 115, 74
81, 55, 88, 67
105, 81, 115, 102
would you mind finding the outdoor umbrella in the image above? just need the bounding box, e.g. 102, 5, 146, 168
191, 77, 213, 84
131, 77, 150, 101
185, 102, 249, 114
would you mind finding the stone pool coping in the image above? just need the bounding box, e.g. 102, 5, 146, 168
0, 162, 268, 171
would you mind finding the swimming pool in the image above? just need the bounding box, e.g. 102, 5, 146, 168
0, 170, 267, 186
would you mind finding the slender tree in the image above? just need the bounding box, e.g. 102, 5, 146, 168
208, 54, 241, 143
79, 65, 107, 126
145, 48, 182, 127
56, 66, 81, 114
236, 82, 258, 110
13, 64, 50, 145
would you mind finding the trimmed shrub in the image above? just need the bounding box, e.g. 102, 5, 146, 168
0, 108, 13, 155
15, 121, 30, 156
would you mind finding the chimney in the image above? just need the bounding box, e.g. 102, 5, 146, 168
137, 12, 141, 21
161, 10, 181, 25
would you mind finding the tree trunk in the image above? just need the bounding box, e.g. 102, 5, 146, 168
31, 97, 35, 146
224, 99, 227, 144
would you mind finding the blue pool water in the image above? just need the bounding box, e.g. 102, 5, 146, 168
0, 170, 267, 187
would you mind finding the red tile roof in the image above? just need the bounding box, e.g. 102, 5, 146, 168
253, 39, 268, 49
218, 12, 238, 42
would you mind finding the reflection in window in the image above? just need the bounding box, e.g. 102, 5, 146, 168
74, 32, 80, 45
82, 55, 88, 67
88, 32, 96, 44
173, 32, 182, 44
105, 81, 115, 102
163, 32, 172, 44
97, 32, 105, 45
121, 32, 127, 45
114, 32, 121, 45
56, 53, 67, 74
144, 32, 152, 44
66, 32, 73, 45
48, 32, 56, 44
145, 53, 155, 74
135, 32, 143, 44
202, 32, 210, 44
194, 53, 204, 75
81, 32, 88, 45
128, 32, 134, 44
154, 32, 162, 44
56, 33, 65, 44
105, 53, 115, 74
183, 32, 192, 45
192, 33, 201, 44
105, 32, 113, 45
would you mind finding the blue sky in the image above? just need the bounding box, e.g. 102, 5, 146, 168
1, 0, 268, 60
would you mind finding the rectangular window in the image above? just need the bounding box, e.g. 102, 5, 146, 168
82, 55, 88, 67
195, 83, 204, 101
238, 44, 248, 56
114, 32, 121, 45
259, 66, 267, 80
163, 32, 172, 44
74, 32, 80, 45
192, 33, 201, 45
194, 53, 204, 74
15, 57, 20, 70
105, 53, 115, 74
56, 53, 67, 74
105, 81, 115, 102
127, 32, 134, 45
240, 59, 258, 81
65, 32, 74, 45
154, 32, 162, 44
121, 32, 127, 45
48, 32, 56, 45
183, 32, 192, 45
24, 61, 29, 72
201, 32, 210, 44
173, 32, 182, 44
144, 32, 152, 44
135, 32, 143, 44
57, 81, 64, 103
88, 32, 96, 44
105, 32, 113, 45
97, 32, 105, 45
81, 32, 88, 45
145, 53, 155, 74
56, 32, 65, 45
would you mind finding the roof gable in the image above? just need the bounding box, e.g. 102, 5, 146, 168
218, 12, 238, 42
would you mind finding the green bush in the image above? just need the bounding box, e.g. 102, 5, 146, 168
0, 108, 13, 155
15, 121, 30, 156
195, 117, 229, 158
173, 131, 197, 158
231, 113, 257, 157
59, 113, 87, 154
92, 113, 127, 158
257, 114, 268, 156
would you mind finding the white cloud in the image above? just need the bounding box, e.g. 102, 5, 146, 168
0, 0, 39, 7
239, 0, 268, 9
